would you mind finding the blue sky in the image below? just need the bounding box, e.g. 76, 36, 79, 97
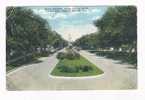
30, 6, 107, 41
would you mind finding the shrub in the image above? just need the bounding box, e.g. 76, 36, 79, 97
66, 66, 79, 73
65, 49, 80, 60
80, 65, 93, 72
40, 51, 49, 57
58, 65, 79, 73
65, 52, 75, 60
57, 52, 66, 59
56, 50, 80, 60
75, 52, 80, 58
58, 64, 93, 73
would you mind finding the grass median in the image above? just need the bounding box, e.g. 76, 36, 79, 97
51, 55, 103, 77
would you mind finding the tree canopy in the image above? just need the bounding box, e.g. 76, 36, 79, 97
74, 6, 137, 52
6, 7, 67, 63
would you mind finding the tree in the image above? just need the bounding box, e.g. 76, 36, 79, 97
74, 33, 99, 49
75, 6, 137, 53
94, 6, 137, 52
6, 7, 66, 64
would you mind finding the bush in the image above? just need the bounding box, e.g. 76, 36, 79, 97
95, 51, 137, 65
57, 64, 93, 73
80, 65, 93, 72
65, 52, 75, 60
57, 52, 66, 59
65, 49, 80, 59
74, 52, 80, 58
40, 51, 49, 57
58, 65, 79, 73
57, 50, 80, 60
66, 66, 79, 73
66, 52, 80, 60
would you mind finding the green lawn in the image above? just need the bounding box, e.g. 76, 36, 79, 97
51, 56, 103, 77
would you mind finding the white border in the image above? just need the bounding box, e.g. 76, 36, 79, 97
1, 0, 145, 100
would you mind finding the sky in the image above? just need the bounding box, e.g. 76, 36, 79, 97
30, 6, 107, 41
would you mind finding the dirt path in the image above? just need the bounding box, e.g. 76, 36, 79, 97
6, 50, 137, 90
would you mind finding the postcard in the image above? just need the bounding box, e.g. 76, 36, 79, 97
6, 6, 137, 90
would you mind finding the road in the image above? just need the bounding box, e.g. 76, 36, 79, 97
6, 50, 137, 90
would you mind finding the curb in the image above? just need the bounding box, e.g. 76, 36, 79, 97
48, 73, 105, 79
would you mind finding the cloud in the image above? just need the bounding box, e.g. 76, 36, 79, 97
30, 7, 104, 41
92, 16, 101, 21
55, 24, 98, 41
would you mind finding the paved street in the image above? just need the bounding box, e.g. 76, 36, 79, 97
7, 50, 137, 90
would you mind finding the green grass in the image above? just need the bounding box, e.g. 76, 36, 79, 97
51, 56, 103, 77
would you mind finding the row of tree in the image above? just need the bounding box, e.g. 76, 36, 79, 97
74, 6, 137, 54
74, 33, 98, 49
6, 7, 67, 64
